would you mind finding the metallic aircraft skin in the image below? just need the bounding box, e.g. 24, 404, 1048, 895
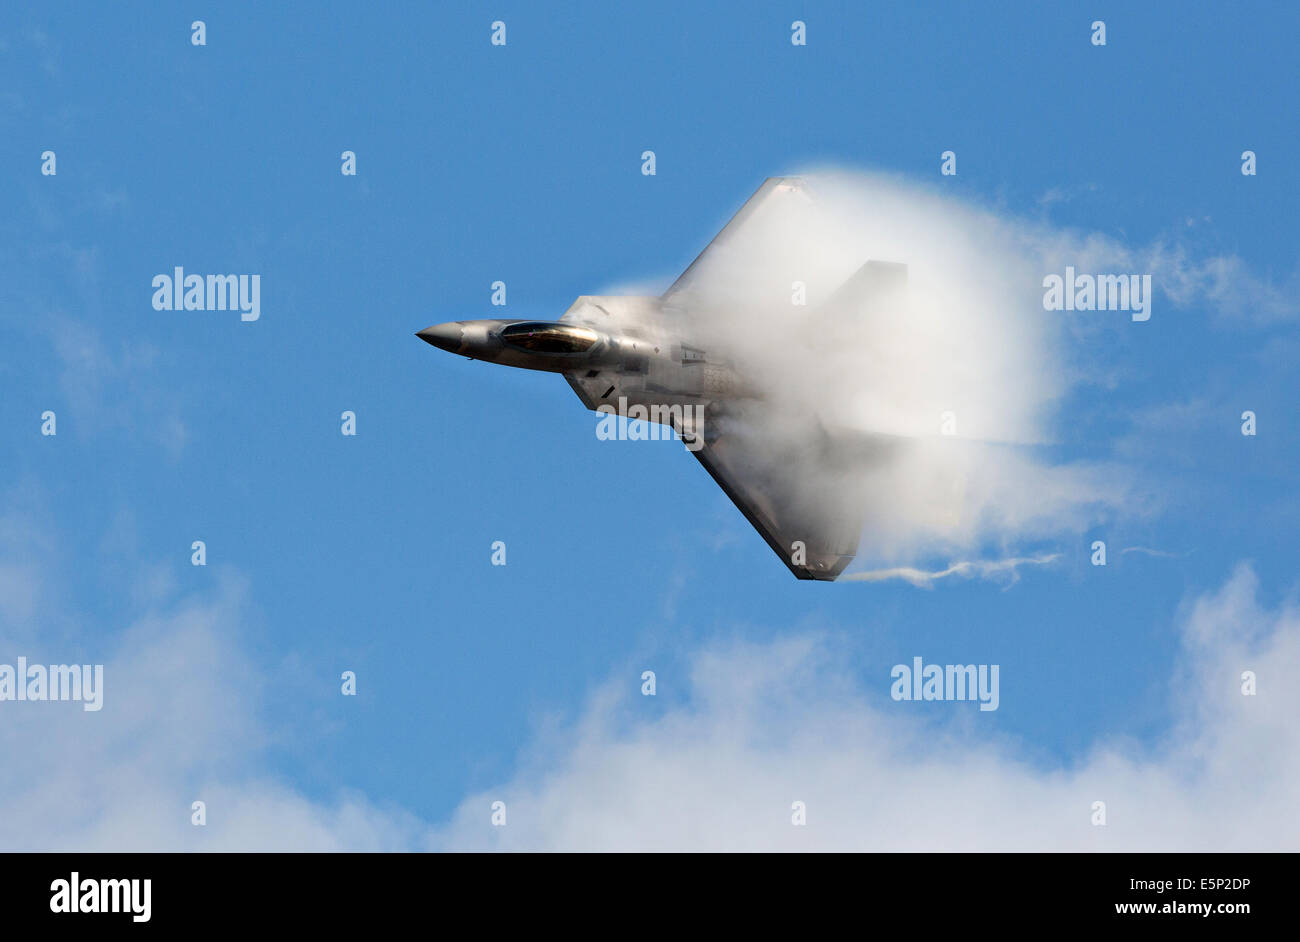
418, 178, 899, 580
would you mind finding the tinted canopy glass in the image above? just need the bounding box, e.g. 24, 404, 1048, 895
500, 322, 599, 354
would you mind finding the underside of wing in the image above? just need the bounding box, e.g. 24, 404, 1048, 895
564, 369, 613, 411
685, 407, 878, 581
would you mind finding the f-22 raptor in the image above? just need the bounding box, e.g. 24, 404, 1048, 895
418, 178, 906, 580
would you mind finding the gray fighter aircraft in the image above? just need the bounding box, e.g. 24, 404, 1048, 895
418, 177, 905, 580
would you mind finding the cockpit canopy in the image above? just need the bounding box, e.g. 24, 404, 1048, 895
500, 322, 600, 354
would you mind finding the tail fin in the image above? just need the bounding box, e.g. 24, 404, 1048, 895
823, 260, 908, 317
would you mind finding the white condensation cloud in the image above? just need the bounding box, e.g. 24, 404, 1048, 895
655, 172, 1152, 568
433, 564, 1298, 851
654, 170, 1286, 570
673, 172, 1070, 444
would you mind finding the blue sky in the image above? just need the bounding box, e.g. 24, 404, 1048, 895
1, 2, 1297, 850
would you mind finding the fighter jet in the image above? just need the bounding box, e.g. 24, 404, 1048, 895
418, 177, 906, 580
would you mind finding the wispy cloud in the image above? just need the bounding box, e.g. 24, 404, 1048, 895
1120, 546, 1185, 559
45, 315, 189, 458
843, 553, 1062, 588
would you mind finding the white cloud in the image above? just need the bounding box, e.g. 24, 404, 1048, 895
1, 520, 1292, 852
434, 564, 1299, 851
0, 573, 434, 851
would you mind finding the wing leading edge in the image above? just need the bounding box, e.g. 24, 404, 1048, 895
662, 176, 811, 303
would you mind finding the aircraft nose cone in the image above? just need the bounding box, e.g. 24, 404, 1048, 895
417, 322, 463, 354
